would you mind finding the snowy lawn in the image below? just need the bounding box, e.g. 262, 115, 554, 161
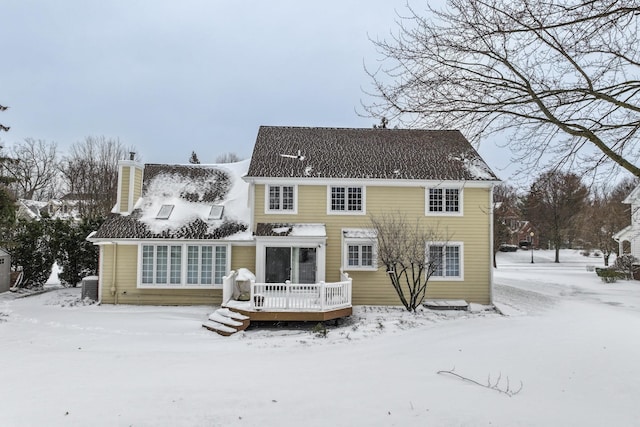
1, 249, 640, 426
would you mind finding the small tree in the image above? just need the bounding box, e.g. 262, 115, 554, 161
188, 151, 200, 164
370, 212, 448, 312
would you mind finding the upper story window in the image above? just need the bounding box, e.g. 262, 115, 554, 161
426, 187, 462, 216
427, 242, 463, 280
266, 185, 296, 214
329, 186, 365, 214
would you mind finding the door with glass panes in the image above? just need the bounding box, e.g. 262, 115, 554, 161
265, 247, 316, 284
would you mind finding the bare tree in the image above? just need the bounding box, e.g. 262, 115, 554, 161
215, 152, 242, 163
493, 184, 521, 267
365, 0, 640, 178
0, 145, 16, 239
4, 138, 59, 200
526, 170, 588, 262
581, 177, 638, 265
370, 212, 449, 311
0, 104, 9, 132
60, 136, 135, 219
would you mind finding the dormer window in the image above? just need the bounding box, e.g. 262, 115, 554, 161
156, 204, 174, 219
208, 205, 224, 220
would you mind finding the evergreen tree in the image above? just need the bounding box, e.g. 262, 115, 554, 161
50, 217, 102, 286
189, 151, 200, 164
7, 218, 55, 287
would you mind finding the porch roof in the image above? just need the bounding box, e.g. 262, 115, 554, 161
613, 225, 633, 242
255, 223, 326, 237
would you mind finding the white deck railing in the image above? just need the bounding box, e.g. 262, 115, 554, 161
250, 274, 352, 312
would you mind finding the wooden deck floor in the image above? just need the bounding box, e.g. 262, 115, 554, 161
226, 305, 353, 322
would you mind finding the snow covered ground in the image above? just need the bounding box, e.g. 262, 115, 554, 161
1, 249, 640, 426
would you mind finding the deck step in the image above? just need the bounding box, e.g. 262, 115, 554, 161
208, 312, 243, 327
202, 320, 237, 336
203, 308, 251, 336
217, 307, 250, 321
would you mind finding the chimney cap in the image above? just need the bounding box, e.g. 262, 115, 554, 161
129, 152, 136, 160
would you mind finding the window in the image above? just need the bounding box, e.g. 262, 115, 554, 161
266, 185, 296, 213
427, 243, 463, 279
208, 205, 224, 220
426, 188, 462, 215
330, 186, 364, 214
343, 229, 377, 270
156, 204, 174, 219
140, 244, 228, 288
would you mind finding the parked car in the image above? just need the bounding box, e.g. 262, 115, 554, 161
519, 241, 532, 250
499, 243, 518, 252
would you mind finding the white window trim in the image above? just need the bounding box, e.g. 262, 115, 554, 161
327, 185, 366, 215
265, 184, 298, 214
137, 243, 230, 289
254, 236, 326, 283
425, 186, 464, 217
426, 241, 464, 281
342, 228, 378, 271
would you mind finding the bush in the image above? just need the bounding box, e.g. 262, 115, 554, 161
614, 254, 639, 279
7, 218, 55, 288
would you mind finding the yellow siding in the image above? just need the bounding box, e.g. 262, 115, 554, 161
254, 184, 492, 304
119, 166, 130, 213
99, 244, 222, 305
231, 245, 256, 272
133, 167, 143, 204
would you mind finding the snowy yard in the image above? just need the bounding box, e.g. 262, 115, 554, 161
1, 250, 640, 426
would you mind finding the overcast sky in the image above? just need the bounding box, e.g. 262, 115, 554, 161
1, 1, 514, 180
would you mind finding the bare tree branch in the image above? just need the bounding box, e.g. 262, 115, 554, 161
364, 0, 640, 178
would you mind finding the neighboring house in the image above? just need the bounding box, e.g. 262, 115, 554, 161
16, 194, 88, 222
0, 248, 10, 293
613, 184, 640, 258
89, 126, 499, 320
16, 199, 48, 221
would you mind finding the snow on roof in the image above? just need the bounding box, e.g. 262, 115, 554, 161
93, 159, 251, 240
343, 228, 377, 239
255, 223, 326, 237
136, 160, 251, 236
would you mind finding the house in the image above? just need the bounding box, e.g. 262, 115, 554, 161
613, 184, 640, 258
16, 194, 90, 222
89, 126, 499, 324
16, 199, 48, 221
0, 248, 10, 293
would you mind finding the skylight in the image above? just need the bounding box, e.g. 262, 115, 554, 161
208, 205, 224, 220
156, 204, 174, 220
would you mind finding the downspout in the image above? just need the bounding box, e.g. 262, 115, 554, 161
111, 242, 118, 304
489, 185, 495, 305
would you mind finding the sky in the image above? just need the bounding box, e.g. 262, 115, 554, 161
0, 1, 515, 180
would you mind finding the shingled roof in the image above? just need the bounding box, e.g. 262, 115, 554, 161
246, 126, 499, 181
91, 161, 250, 240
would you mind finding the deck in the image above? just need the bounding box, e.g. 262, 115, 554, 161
218, 271, 353, 324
